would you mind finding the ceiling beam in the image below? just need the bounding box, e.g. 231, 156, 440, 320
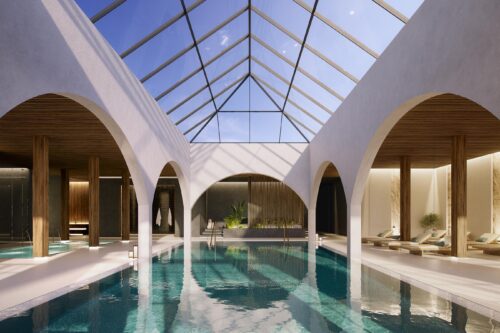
371, 0, 408, 23
293, 0, 379, 58
251, 5, 359, 83
251, 34, 344, 101
119, 0, 205, 58
140, 7, 248, 83
90, 0, 126, 23
252, 56, 333, 116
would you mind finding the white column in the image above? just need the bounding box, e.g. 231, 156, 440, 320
348, 203, 362, 263
308, 208, 316, 248
138, 203, 152, 261
183, 208, 191, 245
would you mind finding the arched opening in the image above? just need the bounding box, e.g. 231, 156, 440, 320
150, 163, 185, 238
361, 93, 500, 257
0, 94, 137, 257
314, 163, 347, 237
192, 174, 308, 238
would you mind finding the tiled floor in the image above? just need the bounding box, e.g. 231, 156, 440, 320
321, 236, 500, 321
0, 235, 183, 319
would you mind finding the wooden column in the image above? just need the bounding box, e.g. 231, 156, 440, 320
121, 171, 130, 240
88, 156, 100, 247
400, 156, 411, 241
60, 169, 69, 240
32, 136, 49, 257
451, 135, 467, 257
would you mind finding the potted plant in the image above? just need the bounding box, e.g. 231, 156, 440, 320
420, 213, 442, 231
224, 201, 246, 229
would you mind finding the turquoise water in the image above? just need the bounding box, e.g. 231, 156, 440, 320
0, 242, 498, 332
0, 241, 114, 258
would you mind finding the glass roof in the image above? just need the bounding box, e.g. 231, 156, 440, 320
76, 0, 423, 143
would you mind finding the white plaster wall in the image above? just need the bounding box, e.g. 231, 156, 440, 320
467, 155, 493, 238
307, 0, 500, 259
362, 169, 440, 237
189, 143, 310, 208
0, 1, 191, 206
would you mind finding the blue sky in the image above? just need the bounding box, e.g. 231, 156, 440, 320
76, 0, 423, 143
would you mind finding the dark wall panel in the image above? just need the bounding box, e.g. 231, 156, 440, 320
316, 178, 347, 236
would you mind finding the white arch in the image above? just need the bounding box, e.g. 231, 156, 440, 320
190, 143, 310, 208
308, 0, 500, 261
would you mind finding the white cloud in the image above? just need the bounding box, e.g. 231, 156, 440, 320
349, 10, 355, 15
220, 35, 229, 46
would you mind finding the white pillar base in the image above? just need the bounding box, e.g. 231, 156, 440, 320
183, 208, 191, 246
138, 203, 152, 261
348, 204, 362, 263
308, 208, 316, 250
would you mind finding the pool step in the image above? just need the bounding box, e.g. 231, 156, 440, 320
202, 228, 223, 237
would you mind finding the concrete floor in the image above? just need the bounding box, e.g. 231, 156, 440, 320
321, 235, 500, 321
0, 235, 183, 320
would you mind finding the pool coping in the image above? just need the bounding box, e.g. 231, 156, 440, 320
0, 240, 183, 321
320, 242, 500, 322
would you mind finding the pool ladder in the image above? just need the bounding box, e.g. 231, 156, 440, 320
209, 224, 217, 248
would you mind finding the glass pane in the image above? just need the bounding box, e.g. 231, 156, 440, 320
143, 48, 200, 98
213, 76, 246, 110
177, 103, 215, 134
284, 103, 321, 133
221, 77, 250, 111
250, 58, 289, 94
160, 88, 212, 124
252, 0, 309, 39
157, 71, 207, 113
192, 116, 220, 142
289, 89, 332, 123
75, 0, 116, 17
205, 40, 248, 81
307, 18, 375, 81
252, 14, 300, 64
298, 48, 356, 98
123, 17, 193, 79
292, 71, 342, 112
219, 113, 250, 142
383, 0, 425, 18
250, 113, 281, 142
251, 40, 294, 83
94, 0, 183, 54
316, 0, 404, 54
280, 116, 307, 142
249, 78, 280, 111
189, 0, 247, 39
211, 60, 248, 100
199, 13, 248, 64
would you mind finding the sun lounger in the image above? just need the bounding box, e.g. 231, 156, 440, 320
467, 233, 499, 249
471, 243, 500, 255
362, 229, 394, 243
405, 236, 452, 255
373, 230, 432, 248
424, 229, 447, 243
386, 231, 434, 250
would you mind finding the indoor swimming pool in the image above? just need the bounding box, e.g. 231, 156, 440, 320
0, 240, 114, 259
0, 242, 498, 332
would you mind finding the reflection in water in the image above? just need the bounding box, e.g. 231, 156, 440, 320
0, 243, 498, 332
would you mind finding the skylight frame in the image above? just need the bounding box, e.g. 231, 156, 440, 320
82, 0, 421, 143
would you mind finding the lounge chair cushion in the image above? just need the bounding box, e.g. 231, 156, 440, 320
413, 230, 433, 244
377, 229, 392, 238
434, 236, 451, 247
431, 229, 447, 238
475, 233, 498, 243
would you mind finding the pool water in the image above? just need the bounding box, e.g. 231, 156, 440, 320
0, 240, 114, 259
0, 242, 498, 332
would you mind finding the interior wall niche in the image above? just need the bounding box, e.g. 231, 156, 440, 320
248, 177, 305, 227
69, 181, 89, 224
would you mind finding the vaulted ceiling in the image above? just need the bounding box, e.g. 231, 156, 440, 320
76, 0, 423, 143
